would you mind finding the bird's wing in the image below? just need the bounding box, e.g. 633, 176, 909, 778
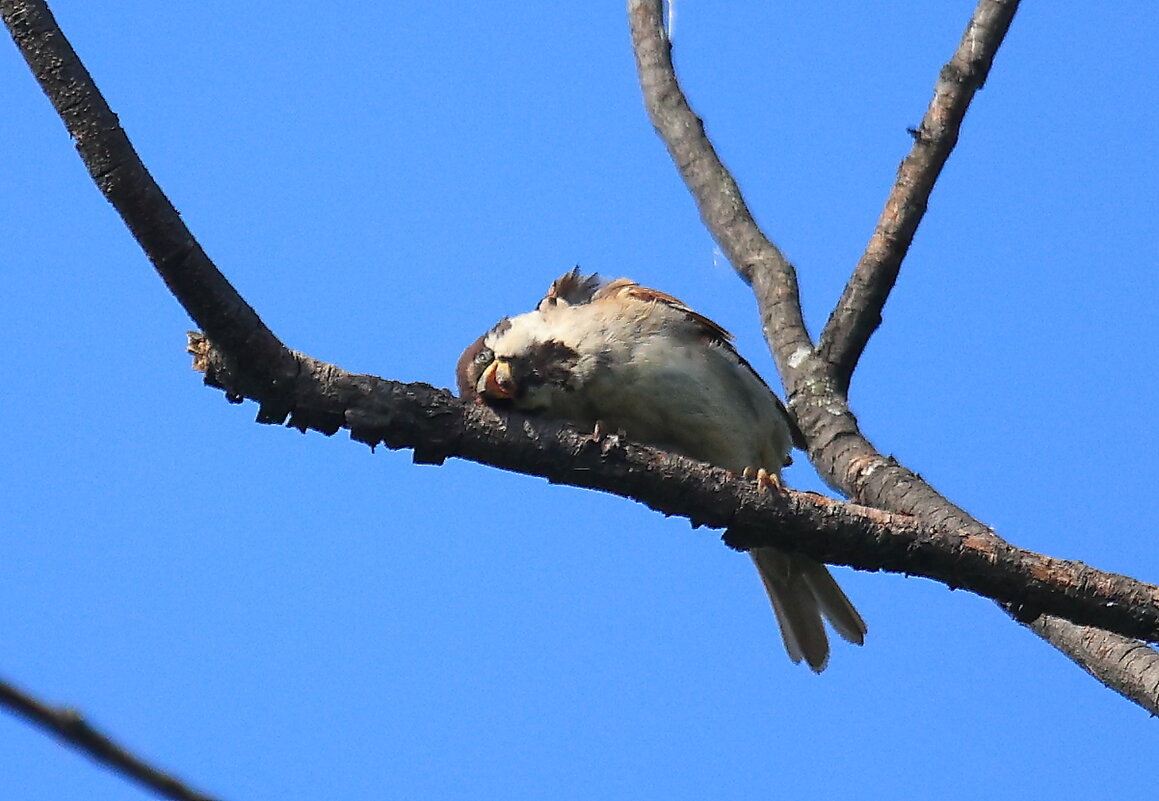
593, 278, 735, 343
595, 277, 807, 451
539, 271, 805, 450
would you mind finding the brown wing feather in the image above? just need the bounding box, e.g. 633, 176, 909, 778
593, 279, 734, 342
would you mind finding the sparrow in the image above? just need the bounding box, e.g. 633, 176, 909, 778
457, 269, 866, 671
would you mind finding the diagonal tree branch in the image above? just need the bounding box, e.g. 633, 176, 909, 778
626, 0, 815, 366
1025, 619, 1159, 711
1, 0, 295, 404
0, 677, 224, 801
817, 0, 1019, 393
626, 0, 1159, 715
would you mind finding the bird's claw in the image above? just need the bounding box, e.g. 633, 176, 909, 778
591, 419, 608, 442
590, 420, 625, 444
743, 466, 784, 494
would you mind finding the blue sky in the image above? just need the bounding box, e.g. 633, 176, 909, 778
2, 2, 1157, 798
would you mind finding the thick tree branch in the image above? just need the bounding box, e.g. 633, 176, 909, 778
189, 332, 1159, 645
626, 0, 1159, 714
0, 677, 223, 801
817, 0, 1019, 392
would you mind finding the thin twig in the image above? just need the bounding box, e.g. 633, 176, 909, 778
0, 678, 224, 801
817, 0, 1020, 392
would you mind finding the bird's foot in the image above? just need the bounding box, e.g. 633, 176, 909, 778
742, 466, 784, 494
591, 419, 608, 442
590, 419, 623, 444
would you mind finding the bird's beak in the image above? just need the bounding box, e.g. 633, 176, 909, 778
479, 359, 518, 400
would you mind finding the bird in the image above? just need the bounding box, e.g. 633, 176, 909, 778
456, 269, 866, 671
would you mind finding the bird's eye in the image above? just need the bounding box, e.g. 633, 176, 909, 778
474, 347, 494, 367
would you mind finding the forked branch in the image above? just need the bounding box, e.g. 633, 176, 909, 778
627, 0, 1159, 714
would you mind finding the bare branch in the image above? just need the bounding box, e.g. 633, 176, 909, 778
1024, 617, 1159, 715
626, 0, 815, 373
817, 0, 1020, 391
0, 677, 224, 801
625, 0, 1159, 713
1, 0, 295, 394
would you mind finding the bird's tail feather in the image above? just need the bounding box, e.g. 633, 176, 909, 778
749, 547, 867, 672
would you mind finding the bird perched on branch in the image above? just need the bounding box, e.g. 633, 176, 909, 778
456, 269, 866, 671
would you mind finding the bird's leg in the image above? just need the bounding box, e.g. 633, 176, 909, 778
591, 419, 608, 442
742, 466, 784, 494
590, 419, 624, 443
589, 420, 629, 456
